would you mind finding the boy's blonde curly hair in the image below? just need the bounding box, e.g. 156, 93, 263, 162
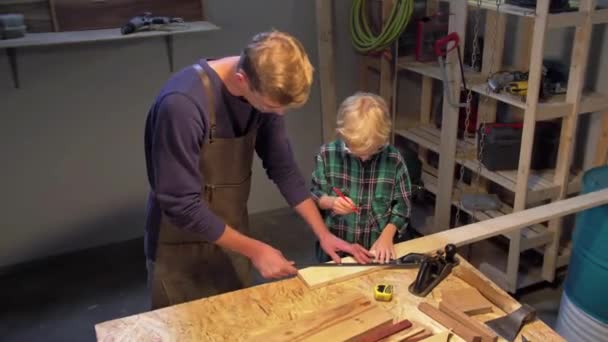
336, 92, 392, 153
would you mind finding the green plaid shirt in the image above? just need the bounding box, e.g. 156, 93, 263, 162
311, 140, 412, 250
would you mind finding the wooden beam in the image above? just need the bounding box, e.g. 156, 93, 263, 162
542, 0, 597, 282
594, 113, 608, 166
315, 0, 337, 143
547, 11, 585, 29
507, 0, 551, 293
297, 187, 608, 289
379, 0, 394, 105
434, 0, 468, 231
591, 8, 608, 24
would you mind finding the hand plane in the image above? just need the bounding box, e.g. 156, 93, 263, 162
409, 244, 459, 297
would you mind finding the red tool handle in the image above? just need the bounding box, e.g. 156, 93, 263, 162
434, 32, 460, 57
332, 187, 360, 213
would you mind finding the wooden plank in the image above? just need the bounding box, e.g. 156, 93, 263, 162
594, 113, 608, 166
547, 11, 585, 29
453, 265, 520, 313
251, 295, 374, 341
358, 319, 413, 342
420, 77, 433, 125
438, 301, 497, 342
297, 187, 608, 289
435, 0, 467, 231
478, 10, 506, 124
301, 306, 394, 341
418, 303, 482, 342
315, 0, 338, 143
543, 0, 597, 282
507, 0, 551, 293
379, 326, 426, 342
441, 288, 493, 315
52, 0, 203, 31
591, 8, 608, 24
48, 0, 59, 32
0, 21, 219, 49
379, 0, 394, 105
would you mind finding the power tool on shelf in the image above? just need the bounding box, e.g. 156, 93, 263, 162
121, 12, 185, 35
487, 63, 567, 100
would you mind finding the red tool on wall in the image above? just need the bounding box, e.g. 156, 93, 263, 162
435, 32, 468, 108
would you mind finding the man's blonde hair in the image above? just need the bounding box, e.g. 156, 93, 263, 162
336, 92, 392, 153
239, 30, 314, 108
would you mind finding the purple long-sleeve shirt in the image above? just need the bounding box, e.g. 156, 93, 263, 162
144, 59, 309, 260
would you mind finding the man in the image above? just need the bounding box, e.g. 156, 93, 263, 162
144, 30, 372, 309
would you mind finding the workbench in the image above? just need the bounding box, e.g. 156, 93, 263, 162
94, 257, 564, 341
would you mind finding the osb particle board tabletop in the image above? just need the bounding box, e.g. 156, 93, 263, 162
94, 258, 564, 342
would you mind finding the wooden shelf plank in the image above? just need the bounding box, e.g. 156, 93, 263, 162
0, 21, 219, 49
397, 57, 485, 84
397, 125, 581, 197
420, 171, 553, 251
470, 83, 608, 118
464, 0, 537, 17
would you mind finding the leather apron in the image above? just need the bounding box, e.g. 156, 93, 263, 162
150, 63, 256, 309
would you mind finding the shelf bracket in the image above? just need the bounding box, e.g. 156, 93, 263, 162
165, 35, 174, 73
7, 48, 19, 88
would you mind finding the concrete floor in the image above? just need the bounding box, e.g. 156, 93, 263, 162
0, 205, 564, 342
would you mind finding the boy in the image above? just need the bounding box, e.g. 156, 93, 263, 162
311, 92, 412, 263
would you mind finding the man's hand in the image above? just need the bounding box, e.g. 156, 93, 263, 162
319, 233, 373, 264
215, 225, 296, 279
250, 243, 297, 279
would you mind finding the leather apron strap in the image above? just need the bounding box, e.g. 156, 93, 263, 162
150, 62, 257, 310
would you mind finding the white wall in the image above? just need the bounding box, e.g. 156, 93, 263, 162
0, 0, 359, 268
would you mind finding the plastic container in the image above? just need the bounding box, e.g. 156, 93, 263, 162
561, 165, 608, 324
555, 292, 608, 342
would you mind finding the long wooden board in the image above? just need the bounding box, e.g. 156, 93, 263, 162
297, 188, 608, 288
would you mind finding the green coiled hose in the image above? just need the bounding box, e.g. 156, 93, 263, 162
350, 0, 415, 53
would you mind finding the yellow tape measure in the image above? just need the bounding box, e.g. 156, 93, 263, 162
374, 284, 393, 301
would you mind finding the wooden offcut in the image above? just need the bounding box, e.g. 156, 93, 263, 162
441, 288, 493, 315
357, 319, 412, 342
418, 303, 481, 342
297, 188, 608, 289
250, 295, 375, 341
438, 301, 497, 342
299, 306, 394, 341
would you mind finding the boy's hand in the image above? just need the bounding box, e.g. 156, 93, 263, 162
371, 224, 398, 263
331, 196, 357, 215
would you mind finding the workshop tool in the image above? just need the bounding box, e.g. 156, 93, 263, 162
460, 193, 502, 212
374, 284, 393, 301
415, 12, 449, 62
409, 244, 459, 297
298, 250, 428, 268
487, 71, 528, 93
485, 304, 536, 342
332, 187, 360, 213
121, 12, 185, 35
0, 14, 26, 39
435, 32, 467, 108
505, 81, 528, 97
